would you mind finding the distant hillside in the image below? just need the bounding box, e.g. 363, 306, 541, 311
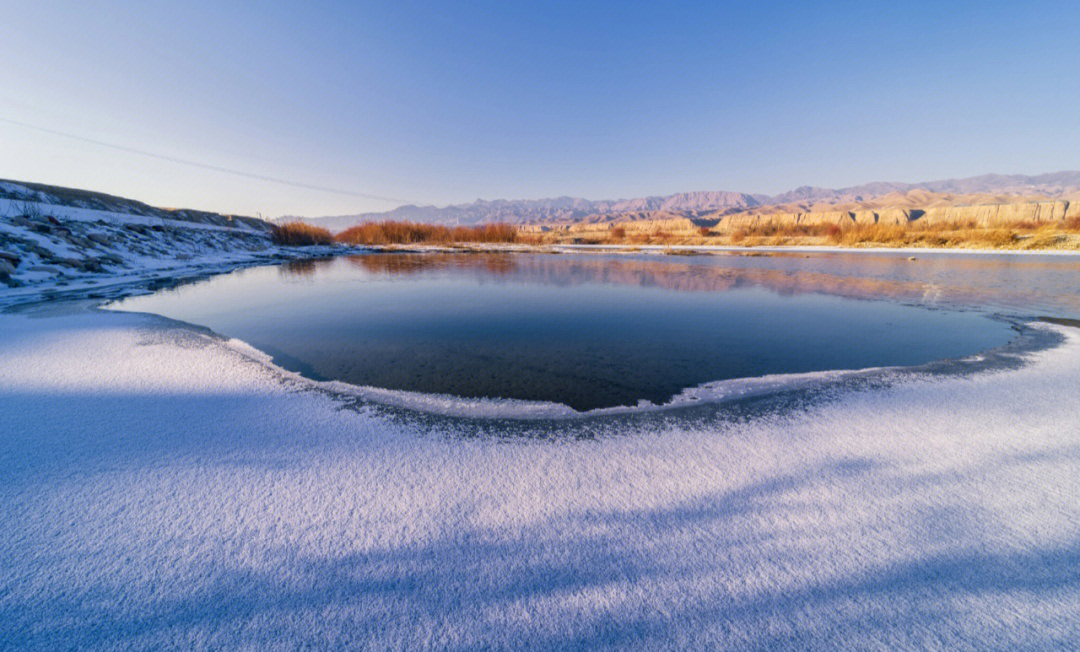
318, 198, 603, 230
286, 171, 1080, 230
284, 192, 765, 230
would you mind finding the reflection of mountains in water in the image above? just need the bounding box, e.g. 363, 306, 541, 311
282, 252, 1080, 317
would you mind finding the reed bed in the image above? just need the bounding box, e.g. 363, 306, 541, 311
335, 221, 519, 245
275, 215, 1080, 250
270, 221, 334, 246
697, 219, 1080, 249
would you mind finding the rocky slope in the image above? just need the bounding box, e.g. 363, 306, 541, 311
709, 200, 1080, 231
522, 199, 1080, 237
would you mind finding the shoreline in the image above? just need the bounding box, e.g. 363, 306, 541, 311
9, 241, 1080, 310
364, 241, 1080, 257
550, 242, 1080, 256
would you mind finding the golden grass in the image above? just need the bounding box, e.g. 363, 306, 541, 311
531, 217, 1080, 251
276, 215, 1080, 251
335, 221, 519, 245
271, 221, 334, 246
830, 221, 1066, 248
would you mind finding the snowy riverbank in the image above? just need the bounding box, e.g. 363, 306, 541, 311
0, 193, 359, 308
2, 303, 1079, 649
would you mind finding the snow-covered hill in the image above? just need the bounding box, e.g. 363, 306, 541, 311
0, 180, 335, 306
0, 179, 271, 232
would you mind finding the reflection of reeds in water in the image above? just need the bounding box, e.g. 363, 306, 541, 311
279, 258, 336, 277
347, 253, 519, 276
339, 252, 1080, 315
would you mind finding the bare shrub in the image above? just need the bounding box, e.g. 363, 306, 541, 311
980, 229, 1016, 246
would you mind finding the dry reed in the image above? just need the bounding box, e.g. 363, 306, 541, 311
271, 221, 334, 246
335, 221, 518, 245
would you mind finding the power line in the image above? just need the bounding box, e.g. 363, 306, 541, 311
0, 116, 408, 204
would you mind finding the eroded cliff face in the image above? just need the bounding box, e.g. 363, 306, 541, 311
520, 213, 698, 235
920, 201, 1069, 226
718, 210, 891, 230
701, 200, 1076, 231
522, 199, 1080, 236
574, 216, 697, 234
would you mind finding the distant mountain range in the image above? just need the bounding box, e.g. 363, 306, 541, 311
290, 191, 766, 230
286, 171, 1080, 229
766, 171, 1080, 206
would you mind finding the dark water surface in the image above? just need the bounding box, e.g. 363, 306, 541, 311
111, 251, 1080, 411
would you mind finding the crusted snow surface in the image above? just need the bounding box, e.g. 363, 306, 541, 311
2, 308, 1079, 650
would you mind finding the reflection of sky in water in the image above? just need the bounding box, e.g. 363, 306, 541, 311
113, 252, 1072, 411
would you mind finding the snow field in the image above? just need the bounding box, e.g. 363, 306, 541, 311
1, 307, 1079, 649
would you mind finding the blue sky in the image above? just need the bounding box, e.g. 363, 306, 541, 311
1, 1, 1078, 216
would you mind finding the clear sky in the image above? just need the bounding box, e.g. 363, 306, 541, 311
1, 1, 1078, 216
